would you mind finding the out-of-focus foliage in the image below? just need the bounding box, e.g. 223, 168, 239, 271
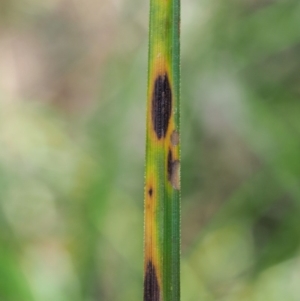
0, 0, 300, 300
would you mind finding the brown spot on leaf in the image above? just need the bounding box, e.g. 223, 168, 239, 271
170, 160, 180, 190
167, 149, 180, 190
152, 74, 172, 139
171, 130, 180, 146
148, 188, 153, 197
144, 261, 160, 301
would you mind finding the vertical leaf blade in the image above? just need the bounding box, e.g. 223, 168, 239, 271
144, 0, 180, 301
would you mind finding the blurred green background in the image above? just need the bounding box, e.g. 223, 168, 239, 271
1, 0, 300, 300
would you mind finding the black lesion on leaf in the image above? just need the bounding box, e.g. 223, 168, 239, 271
148, 188, 153, 197
144, 261, 160, 301
152, 74, 172, 139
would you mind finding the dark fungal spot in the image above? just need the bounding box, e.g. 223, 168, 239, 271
148, 188, 153, 197
144, 261, 160, 301
152, 74, 172, 139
